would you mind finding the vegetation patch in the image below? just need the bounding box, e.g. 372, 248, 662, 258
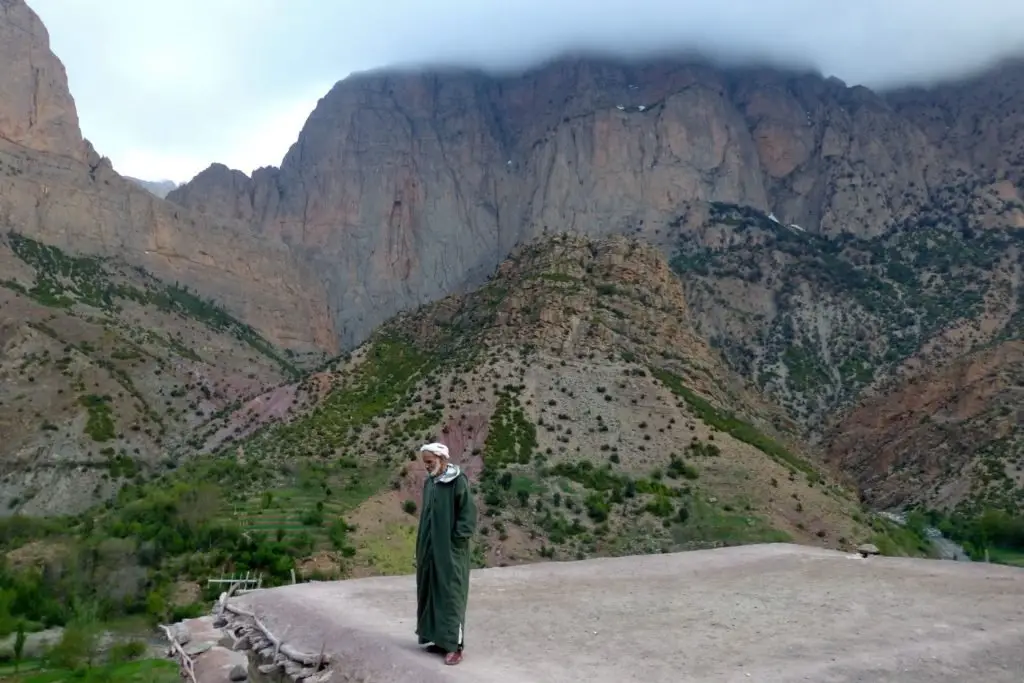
233, 338, 436, 462
5, 232, 296, 376
670, 497, 790, 548
358, 523, 417, 575
868, 516, 934, 558
78, 395, 115, 443
932, 507, 1024, 565
2, 657, 178, 683
652, 368, 816, 475
481, 388, 537, 469
669, 202, 1023, 421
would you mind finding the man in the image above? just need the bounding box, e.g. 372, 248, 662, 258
415, 442, 477, 666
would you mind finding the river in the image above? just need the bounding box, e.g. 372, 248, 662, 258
878, 511, 972, 562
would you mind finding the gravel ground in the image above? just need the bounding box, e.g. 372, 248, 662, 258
235, 543, 1024, 682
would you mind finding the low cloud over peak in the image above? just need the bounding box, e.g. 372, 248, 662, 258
29, 0, 1024, 182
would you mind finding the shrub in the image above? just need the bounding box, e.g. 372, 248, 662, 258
79, 394, 115, 442
676, 505, 690, 524
300, 508, 324, 526
107, 640, 147, 664
585, 493, 609, 522
645, 496, 674, 518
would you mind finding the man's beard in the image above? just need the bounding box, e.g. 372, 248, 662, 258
428, 461, 444, 477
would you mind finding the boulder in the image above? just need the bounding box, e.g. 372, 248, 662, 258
857, 543, 881, 557
170, 622, 192, 645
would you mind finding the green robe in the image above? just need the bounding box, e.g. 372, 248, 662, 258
416, 464, 477, 652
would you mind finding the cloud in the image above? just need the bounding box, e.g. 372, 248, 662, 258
28, 0, 1024, 183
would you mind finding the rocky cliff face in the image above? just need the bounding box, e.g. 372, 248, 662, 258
0, 0, 83, 160
888, 59, 1024, 200
169, 57, 1011, 348
0, 0, 336, 354
8, 0, 1018, 359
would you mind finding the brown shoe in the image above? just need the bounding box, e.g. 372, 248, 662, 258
444, 651, 464, 666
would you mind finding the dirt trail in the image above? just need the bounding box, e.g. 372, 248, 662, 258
234, 543, 1024, 682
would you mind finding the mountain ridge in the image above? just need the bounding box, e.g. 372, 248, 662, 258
167, 54, 1023, 352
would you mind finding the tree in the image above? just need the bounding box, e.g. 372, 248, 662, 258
48, 617, 99, 670
145, 590, 168, 625
327, 519, 349, 551
177, 484, 222, 534
0, 587, 15, 637
13, 621, 26, 672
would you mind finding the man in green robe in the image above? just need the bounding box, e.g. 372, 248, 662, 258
415, 442, 477, 666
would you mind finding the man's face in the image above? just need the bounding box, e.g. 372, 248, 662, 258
421, 452, 444, 476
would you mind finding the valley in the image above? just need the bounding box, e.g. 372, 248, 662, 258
0, 0, 1023, 671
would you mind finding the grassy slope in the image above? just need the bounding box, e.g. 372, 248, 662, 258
0, 232, 315, 515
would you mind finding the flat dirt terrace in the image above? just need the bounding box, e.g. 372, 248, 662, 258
233, 543, 1024, 682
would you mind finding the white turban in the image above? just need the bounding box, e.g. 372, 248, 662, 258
419, 442, 450, 459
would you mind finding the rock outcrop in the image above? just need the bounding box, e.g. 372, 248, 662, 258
163, 605, 333, 683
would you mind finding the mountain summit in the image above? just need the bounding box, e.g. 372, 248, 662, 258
0, 0, 84, 160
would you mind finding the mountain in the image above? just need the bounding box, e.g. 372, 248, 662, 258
165, 57, 1023, 352
5, 0, 1024, 631
667, 202, 1024, 521
1, 234, 937, 631
0, 0, 335, 355
126, 177, 178, 199
670, 202, 1024, 427
0, 0, 338, 517
218, 235, 884, 567
161, 51, 1024, 521
1, 0, 1022, 576
7, 236, 901, 599
0, 231, 306, 515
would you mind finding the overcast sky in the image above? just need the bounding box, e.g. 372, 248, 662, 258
30, 0, 1024, 184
